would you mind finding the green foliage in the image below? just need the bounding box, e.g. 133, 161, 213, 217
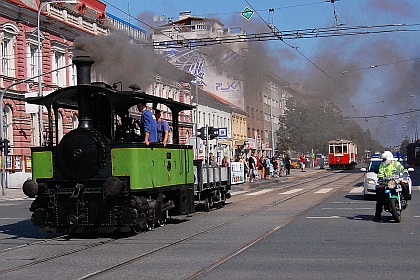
276, 96, 383, 157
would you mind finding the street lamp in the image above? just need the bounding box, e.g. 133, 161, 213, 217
37, 0, 78, 145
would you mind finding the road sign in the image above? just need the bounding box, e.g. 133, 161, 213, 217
241, 7, 254, 20
218, 127, 228, 139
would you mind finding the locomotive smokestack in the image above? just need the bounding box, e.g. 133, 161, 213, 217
72, 53, 95, 129
72, 53, 94, 85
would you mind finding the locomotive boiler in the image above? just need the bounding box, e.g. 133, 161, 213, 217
22, 54, 197, 234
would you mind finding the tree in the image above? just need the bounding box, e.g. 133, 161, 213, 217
276, 95, 383, 157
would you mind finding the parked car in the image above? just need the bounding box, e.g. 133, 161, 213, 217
291, 158, 300, 169
360, 158, 413, 200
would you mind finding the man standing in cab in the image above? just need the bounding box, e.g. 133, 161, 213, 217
137, 100, 157, 145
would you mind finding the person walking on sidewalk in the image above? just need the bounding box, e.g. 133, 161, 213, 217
248, 154, 257, 182
284, 154, 291, 176
300, 152, 306, 172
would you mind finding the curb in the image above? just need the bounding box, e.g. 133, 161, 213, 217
235, 168, 328, 191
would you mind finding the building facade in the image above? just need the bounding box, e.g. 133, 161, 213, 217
0, 0, 194, 188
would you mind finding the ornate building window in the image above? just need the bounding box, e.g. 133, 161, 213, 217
31, 113, 40, 146
57, 112, 63, 142
1, 23, 19, 77
72, 114, 78, 129
51, 41, 68, 87
26, 30, 41, 80
70, 63, 77, 86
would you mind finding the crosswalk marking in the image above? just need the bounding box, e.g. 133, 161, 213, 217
232, 186, 418, 198
349, 187, 364, 193
280, 189, 303, 195
246, 189, 274, 196
315, 188, 333, 194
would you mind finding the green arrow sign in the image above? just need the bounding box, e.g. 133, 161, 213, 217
241, 6, 254, 20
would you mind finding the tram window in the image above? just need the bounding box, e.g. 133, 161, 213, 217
335, 146, 342, 153
343, 145, 348, 153
330, 146, 334, 153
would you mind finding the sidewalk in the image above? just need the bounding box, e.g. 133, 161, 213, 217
0, 186, 30, 201
230, 167, 328, 192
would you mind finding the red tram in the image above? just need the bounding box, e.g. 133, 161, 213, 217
328, 139, 358, 169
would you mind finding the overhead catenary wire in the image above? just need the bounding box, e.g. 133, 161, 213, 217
243, 0, 380, 136
103, 0, 418, 142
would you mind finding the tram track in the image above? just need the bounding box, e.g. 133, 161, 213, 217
0, 171, 362, 278
188, 172, 362, 279
0, 172, 330, 255
78, 171, 362, 279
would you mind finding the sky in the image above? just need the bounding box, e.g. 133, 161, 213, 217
99, 0, 420, 148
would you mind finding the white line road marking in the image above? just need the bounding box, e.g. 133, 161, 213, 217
315, 188, 333, 194
307, 216, 342, 219
230, 190, 249, 196
246, 189, 274, 196
280, 189, 303, 195
322, 207, 374, 210
349, 187, 364, 193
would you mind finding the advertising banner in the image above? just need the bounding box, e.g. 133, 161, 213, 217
230, 162, 245, 184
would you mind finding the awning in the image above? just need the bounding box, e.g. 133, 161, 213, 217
234, 140, 245, 146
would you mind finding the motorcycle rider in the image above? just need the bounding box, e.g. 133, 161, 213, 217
374, 151, 405, 221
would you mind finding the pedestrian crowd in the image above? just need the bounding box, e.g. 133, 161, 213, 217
205, 153, 296, 183
134, 102, 314, 183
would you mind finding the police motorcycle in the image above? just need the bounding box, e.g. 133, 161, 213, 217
379, 168, 413, 223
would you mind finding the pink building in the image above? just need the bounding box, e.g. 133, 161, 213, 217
1, 1, 195, 188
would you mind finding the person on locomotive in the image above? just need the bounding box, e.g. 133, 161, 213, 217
155, 109, 170, 146
137, 101, 158, 145
374, 150, 405, 221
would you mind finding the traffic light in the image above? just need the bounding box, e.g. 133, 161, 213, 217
208, 127, 218, 140
197, 127, 206, 140
4, 139, 10, 155
0, 139, 10, 154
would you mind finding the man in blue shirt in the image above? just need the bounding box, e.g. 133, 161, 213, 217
155, 109, 170, 147
137, 101, 157, 145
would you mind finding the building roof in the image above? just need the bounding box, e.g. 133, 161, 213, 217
160, 14, 223, 28
204, 90, 247, 115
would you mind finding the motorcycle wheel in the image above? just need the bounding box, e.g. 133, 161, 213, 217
390, 198, 402, 223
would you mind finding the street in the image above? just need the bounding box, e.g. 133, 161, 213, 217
0, 168, 419, 279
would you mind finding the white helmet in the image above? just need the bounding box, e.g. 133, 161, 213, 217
381, 151, 393, 166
